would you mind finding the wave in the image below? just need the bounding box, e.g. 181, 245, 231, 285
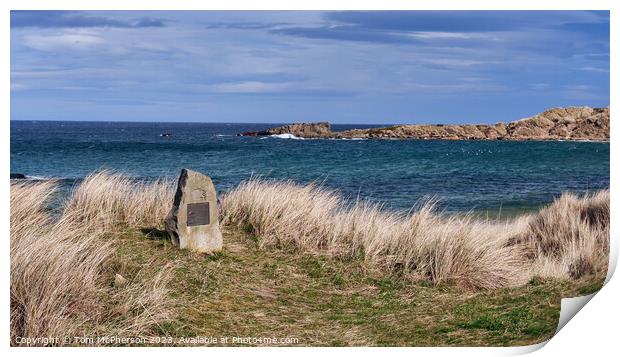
259, 134, 369, 141
9, 174, 51, 181
10, 174, 85, 182
25, 175, 50, 181
266, 133, 305, 140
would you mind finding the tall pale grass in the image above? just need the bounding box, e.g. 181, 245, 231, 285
512, 190, 610, 280
10, 176, 174, 345
222, 179, 609, 289
10, 171, 610, 342
64, 170, 174, 231
11, 182, 110, 342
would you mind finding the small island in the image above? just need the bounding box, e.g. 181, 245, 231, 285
239, 106, 610, 141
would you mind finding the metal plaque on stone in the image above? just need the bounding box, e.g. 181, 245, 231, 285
187, 202, 211, 226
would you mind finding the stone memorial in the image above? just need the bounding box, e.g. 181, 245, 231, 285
165, 169, 223, 253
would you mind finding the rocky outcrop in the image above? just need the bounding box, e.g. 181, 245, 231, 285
267, 122, 331, 138
238, 107, 609, 141
239, 122, 332, 138
505, 107, 609, 141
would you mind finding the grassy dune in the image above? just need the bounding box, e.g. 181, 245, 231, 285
10, 176, 174, 343
222, 179, 609, 288
10, 171, 609, 346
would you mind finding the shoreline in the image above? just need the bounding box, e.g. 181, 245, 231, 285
258, 135, 611, 143
9, 175, 607, 219
238, 106, 610, 142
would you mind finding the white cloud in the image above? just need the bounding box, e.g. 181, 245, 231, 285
10, 11, 609, 114
10, 82, 29, 91
562, 84, 600, 101
208, 81, 294, 93
423, 58, 487, 67
23, 32, 105, 52
406, 31, 496, 40
399, 81, 508, 94
530, 83, 551, 90
578, 66, 609, 73
566, 84, 591, 91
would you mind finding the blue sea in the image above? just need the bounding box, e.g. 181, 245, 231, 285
10, 121, 610, 215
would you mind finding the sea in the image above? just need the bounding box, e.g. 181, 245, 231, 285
10, 121, 610, 216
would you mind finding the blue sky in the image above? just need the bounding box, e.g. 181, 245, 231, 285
10, 10, 609, 124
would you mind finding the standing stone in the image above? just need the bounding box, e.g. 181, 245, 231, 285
165, 169, 223, 253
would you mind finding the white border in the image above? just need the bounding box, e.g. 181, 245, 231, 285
1, 0, 616, 11
2, 1, 616, 356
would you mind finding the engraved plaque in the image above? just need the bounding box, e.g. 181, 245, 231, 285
187, 202, 210, 226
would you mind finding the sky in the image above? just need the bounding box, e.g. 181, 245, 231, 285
10, 10, 610, 124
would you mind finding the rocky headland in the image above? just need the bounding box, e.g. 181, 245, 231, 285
238, 106, 609, 141
239, 122, 333, 138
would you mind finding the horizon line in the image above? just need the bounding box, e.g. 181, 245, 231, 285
8, 103, 610, 127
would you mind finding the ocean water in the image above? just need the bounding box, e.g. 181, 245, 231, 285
10, 121, 610, 215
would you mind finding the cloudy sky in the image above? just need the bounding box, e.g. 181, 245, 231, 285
10, 10, 609, 124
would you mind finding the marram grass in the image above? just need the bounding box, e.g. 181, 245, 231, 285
10, 171, 609, 345
221, 179, 608, 289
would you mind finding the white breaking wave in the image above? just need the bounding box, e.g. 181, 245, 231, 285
18, 175, 49, 181
269, 133, 304, 140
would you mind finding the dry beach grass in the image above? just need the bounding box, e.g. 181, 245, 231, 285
63, 170, 174, 231
10, 175, 174, 345
221, 179, 609, 289
9, 171, 610, 345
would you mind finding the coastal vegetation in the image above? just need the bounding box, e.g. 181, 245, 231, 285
10, 171, 609, 346
222, 179, 609, 288
10, 177, 174, 344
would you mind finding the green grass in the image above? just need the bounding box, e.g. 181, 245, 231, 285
108, 226, 604, 346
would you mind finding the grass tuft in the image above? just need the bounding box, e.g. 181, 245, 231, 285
10, 177, 174, 345
63, 170, 174, 231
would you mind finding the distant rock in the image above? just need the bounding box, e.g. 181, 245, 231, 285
239, 122, 332, 138
238, 130, 265, 137
238, 107, 609, 141
266, 122, 332, 138
506, 107, 609, 141
10, 173, 26, 179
